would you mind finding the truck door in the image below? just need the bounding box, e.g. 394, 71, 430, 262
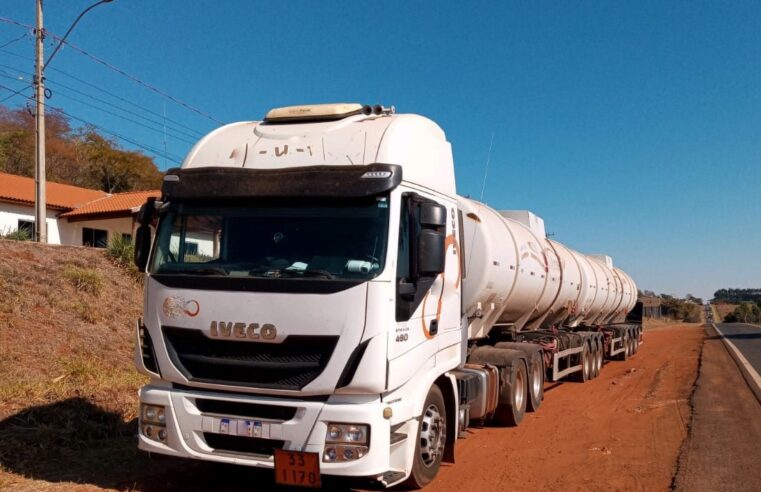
391, 192, 460, 361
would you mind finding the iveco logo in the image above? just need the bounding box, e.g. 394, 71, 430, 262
209, 321, 277, 340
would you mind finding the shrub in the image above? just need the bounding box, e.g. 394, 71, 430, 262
106, 235, 134, 268
63, 265, 103, 296
1, 227, 31, 241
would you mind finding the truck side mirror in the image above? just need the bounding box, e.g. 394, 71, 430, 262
134, 224, 152, 272
417, 229, 446, 276
420, 202, 447, 228
134, 200, 156, 272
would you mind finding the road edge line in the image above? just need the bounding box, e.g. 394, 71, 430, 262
711, 322, 761, 405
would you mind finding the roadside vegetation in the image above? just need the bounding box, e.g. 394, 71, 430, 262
660, 295, 702, 322
0, 240, 157, 488
710, 288, 761, 323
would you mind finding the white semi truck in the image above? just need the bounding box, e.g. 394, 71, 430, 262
132, 103, 641, 488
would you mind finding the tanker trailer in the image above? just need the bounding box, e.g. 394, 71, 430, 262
456, 199, 640, 408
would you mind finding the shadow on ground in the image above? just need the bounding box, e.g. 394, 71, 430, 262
0, 397, 361, 491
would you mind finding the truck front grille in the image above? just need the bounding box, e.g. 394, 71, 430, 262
162, 327, 339, 390
203, 433, 285, 456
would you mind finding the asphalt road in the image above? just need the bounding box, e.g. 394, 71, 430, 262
715, 323, 761, 376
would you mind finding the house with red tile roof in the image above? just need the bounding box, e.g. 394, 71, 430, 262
0, 171, 159, 247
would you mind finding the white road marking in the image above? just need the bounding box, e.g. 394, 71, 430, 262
713, 323, 761, 391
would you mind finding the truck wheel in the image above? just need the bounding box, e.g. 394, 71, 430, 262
405, 385, 447, 489
494, 359, 527, 426
576, 343, 591, 382
632, 332, 639, 354
590, 341, 600, 378
526, 352, 544, 412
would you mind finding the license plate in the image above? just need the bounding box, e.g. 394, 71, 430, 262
274, 449, 321, 488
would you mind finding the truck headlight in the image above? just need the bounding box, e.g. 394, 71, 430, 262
142, 404, 165, 424
325, 423, 369, 444
323, 423, 369, 462
140, 404, 167, 443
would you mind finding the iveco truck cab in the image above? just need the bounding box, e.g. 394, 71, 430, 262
134, 103, 464, 488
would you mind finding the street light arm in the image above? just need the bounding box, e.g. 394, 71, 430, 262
42, 0, 113, 71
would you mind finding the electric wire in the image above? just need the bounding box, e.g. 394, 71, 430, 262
0, 16, 224, 124
0, 32, 29, 50
0, 82, 183, 165
0, 68, 199, 144
0, 52, 207, 137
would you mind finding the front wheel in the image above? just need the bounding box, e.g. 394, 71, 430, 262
404, 385, 447, 489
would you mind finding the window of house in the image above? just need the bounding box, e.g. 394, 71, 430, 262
122, 233, 132, 243
17, 219, 34, 237
82, 228, 108, 248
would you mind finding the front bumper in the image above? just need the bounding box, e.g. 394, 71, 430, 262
138, 385, 401, 478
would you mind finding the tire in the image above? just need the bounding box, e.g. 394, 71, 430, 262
494, 359, 527, 426
404, 385, 447, 489
576, 343, 591, 382
526, 351, 544, 412
621, 333, 629, 361
590, 341, 600, 378
632, 331, 639, 354
596, 339, 604, 374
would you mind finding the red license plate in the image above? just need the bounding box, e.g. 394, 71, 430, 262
274, 449, 321, 488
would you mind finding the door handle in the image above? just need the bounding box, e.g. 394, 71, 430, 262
429, 319, 439, 336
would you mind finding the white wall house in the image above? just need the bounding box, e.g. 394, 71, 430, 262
0, 171, 158, 247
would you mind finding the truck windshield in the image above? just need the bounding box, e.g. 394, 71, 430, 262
149, 196, 390, 280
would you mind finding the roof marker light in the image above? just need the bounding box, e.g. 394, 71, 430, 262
361, 171, 392, 179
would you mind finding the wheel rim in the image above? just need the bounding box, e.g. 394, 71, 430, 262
531, 362, 542, 398
419, 403, 446, 468
514, 367, 526, 409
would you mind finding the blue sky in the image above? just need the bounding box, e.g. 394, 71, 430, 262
1, 1, 760, 300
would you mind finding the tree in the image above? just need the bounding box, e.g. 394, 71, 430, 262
75, 130, 162, 192
0, 104, 162, 192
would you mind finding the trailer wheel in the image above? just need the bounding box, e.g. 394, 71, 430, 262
576, 343, 591, 382
494, 359, 527, 426
632, 332, 639, 354
405, 385, 447, 489
596, 339, 604, 375
590, 341, 600, 378
526, 351, 544, 412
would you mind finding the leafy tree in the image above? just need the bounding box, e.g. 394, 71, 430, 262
0, 105, 162, 192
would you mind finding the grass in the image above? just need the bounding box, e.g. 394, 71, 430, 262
62, 264, 104, 296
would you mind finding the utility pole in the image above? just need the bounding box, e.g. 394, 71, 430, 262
34, 0, 47, 243
32, 0, 113, 243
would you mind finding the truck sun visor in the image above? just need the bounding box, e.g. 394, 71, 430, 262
161, 164, 402, 200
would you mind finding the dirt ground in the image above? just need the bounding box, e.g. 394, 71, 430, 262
1, 322, 704, 491
425, 322, 703, 492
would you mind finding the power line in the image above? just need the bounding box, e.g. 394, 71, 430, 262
0, 80, 31, 103
0, 66, 201, 144
0, 16, 224, 124
0, 32, 29, 50
0, 54, 208, 137
51, 105, 183, 164
0, 82, 183, 165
